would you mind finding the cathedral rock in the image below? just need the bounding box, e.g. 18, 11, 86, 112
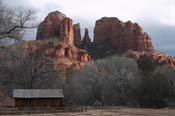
36, 11, 175, 67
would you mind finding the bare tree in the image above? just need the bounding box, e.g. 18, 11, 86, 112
0, 0, 36, 41
0, 41, 63, 94
68, 55, 139, 106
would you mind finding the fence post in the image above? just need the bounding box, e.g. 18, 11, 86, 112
85, 106, 87, 112
81, 106, 83, 112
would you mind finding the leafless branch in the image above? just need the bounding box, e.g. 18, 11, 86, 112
0, 0, 37, 40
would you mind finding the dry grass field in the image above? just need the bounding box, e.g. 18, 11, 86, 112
1, 107, 175, 116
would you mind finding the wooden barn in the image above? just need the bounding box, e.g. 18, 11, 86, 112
13, 89, 64, 108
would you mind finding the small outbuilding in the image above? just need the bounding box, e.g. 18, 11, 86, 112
13, 89, 64, 108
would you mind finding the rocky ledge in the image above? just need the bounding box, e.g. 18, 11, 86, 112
127, 50, 175, 67
23, 40, 90, 71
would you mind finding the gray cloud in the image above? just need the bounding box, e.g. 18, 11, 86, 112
138, 21, 175, 56
4, 0, 32, 8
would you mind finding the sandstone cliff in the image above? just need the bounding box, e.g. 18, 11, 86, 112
93, 17, 154, 53
24, 40, 90, 71
127, 50, 175, 67
92, 17, 175, 67
36, 11, 175, 68
36, 11, 74, 46
35, 11, 91, 71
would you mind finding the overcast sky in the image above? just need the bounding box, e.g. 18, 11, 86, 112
4, 0, 175, 56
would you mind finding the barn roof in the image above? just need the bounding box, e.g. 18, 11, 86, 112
13, 89, 64, 98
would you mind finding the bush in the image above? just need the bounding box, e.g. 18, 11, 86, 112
137, 54, 155, 74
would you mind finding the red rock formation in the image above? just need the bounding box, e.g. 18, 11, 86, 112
24, 40, 90, 70
73, 23, 82, 46
78, 49, 91, 62
83, 28, 91, 45
91, 17, 175, 68
35, 11, 175, 68
60, 17, 74, 46
93, 17, 154, 52
36, 11, 74, 46
35, 11, 92, 72
127, 50, 175, 67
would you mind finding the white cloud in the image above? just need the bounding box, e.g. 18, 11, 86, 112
28, 0, 175, 26
4, 0, 175, 26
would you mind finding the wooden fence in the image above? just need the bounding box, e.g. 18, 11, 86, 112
0, 106, 87, 115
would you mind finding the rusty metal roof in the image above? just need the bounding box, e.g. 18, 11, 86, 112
13, 89, 64, 98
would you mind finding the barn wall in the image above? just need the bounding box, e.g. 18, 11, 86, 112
15, 98, 64, 108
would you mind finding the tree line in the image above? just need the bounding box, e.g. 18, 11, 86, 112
66, 55, 175, 108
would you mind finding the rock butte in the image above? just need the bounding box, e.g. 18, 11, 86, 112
93, 17, 153, 52
36, 11, 175, 68
35, 11, 91, 72
36, 11, 74, 46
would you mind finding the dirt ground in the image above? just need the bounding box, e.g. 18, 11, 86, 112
2, 107, 175, 116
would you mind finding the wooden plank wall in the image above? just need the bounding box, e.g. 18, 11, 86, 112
15, 98, 64, 108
